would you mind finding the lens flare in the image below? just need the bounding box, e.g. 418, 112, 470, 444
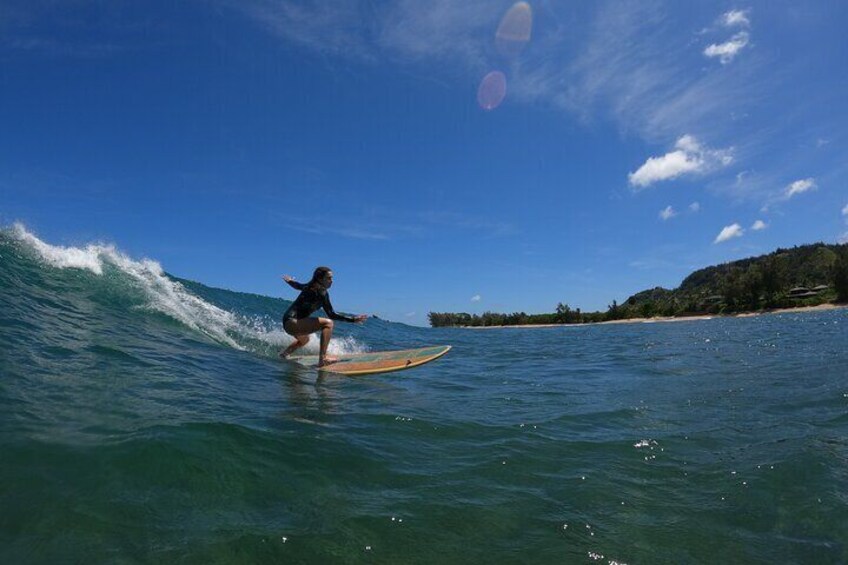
496, 1, 533, 58
477, 71, 507, 110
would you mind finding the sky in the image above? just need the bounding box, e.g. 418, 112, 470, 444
2, 0, 847, 326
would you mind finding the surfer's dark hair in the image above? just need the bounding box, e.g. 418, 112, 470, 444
307, 266, 332, 291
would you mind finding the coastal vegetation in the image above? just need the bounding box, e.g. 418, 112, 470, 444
429, 243, 848, 327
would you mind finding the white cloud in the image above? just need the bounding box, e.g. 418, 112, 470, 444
714, 223, 744, 243
723, 9, 751, 28
471, 294, 481, 302
689, 202, 700, 212
659, 205, 676, 220
704, 32, 749, 64
630, 150, 700, 187
405, 311, 416, 317
841, 203, 848, 217
751, 219, 767, 231
628, 135, 732, 188
784, 178, 817, 199
750, 174, 818, 210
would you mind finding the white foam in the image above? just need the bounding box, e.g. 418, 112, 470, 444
10, 224, 368, 355
13, 223, 109, 274
260, 327, 369, 356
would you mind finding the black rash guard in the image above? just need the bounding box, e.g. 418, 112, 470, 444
282, 280, 356, 323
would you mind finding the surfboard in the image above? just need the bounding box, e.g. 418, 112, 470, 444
290, 345, 451, 376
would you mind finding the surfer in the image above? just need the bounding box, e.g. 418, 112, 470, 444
280, 266, 367, 367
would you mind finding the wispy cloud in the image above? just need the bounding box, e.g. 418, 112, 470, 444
229, 1, 375, 61
704, 9, 751, 64
714, 223, 744, 243
784, 177, 817, 199
522, 2, 704, 140
232, 1, 768, 148
515, 2, 770, 143
377, 0, 497, 67
689, 202, 700, 212
629, 135, 733, 189
722, 9, 751, 28
731, 168, 811, 210
229, 0, 497, 67
628, 257, 676, 270
751, 219, 767, 231
1, 4, 148, 59
284, 218, 391, 240
5, 37, 125, 58
704, 32, 749, 64
471, 294, 482, 302
659, 205, 676, 220
274, 207, 515, 241
416, 211, 517, 237
842, 203, 848, 218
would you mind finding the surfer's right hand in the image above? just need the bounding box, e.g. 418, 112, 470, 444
354, 314, 368, 324
282, 275, 294, 283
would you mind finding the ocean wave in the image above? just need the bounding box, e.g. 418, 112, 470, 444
3, 224, 368, 356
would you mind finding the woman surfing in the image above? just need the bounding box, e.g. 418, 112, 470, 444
280, 266, 367, 367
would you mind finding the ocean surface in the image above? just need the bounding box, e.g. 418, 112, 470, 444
2, 224, 847, 564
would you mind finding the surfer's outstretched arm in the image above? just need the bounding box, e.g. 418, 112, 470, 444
282, 275, 306, 291
320, 292, 366, 324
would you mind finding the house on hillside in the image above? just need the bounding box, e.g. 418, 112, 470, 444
788, 287, 818, 298
701, 295, 724, 308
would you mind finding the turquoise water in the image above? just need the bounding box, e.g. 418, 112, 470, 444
2, 225, 847, 564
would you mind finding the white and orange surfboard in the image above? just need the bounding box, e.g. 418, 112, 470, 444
292, 345, 451, 376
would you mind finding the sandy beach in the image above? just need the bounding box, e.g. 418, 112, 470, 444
460, 303, 846, 329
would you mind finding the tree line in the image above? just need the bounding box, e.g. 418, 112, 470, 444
429, 243, 848, 327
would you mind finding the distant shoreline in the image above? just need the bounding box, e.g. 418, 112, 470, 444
459, 303, 847, 329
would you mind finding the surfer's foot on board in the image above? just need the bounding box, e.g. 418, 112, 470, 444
318, 356, 338, 367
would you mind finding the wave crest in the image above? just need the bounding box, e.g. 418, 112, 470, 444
7, 224, 367, 356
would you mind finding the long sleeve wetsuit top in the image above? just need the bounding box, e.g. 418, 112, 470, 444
283, 280, 356, 323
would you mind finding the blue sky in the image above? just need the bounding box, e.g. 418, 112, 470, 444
2, 0, 847, 325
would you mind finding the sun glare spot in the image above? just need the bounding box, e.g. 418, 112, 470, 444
496, 2, 533, 58
477, 71, 507, 110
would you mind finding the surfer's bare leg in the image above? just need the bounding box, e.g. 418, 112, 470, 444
317, 317, 338, 366
281, 318, 321, 358
280, 334, 309, 358
281, 317, 337, 366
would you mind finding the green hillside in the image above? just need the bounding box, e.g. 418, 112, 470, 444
429, 243, 848, 327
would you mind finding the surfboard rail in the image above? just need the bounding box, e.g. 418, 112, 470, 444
290, 345, 451, 376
